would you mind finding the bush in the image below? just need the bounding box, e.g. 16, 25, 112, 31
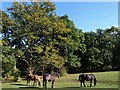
12, 68, 20, 82
3, 68, 20, 82
60, 67, 67, 76
0, 76, 3, 81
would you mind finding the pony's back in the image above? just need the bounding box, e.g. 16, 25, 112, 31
88, 74, 97, 86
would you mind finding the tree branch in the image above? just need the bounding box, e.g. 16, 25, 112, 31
23, 59, 29, 66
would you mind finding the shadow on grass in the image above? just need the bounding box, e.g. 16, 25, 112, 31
19, 86, 41, 89
2, 84, 118, 90
10, 83, 28, 86
2, 87, 118, 90
62, 87, 118, 90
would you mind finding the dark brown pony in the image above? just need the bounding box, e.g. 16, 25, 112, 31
79, 73, 97, 87
26, 73, 41, 86
43, 72, 60, 89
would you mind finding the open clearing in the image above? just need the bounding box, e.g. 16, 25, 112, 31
2, 71, 119, 90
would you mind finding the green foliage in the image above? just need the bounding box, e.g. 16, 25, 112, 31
1, 1, 120, 76
0, 76, 3, 81
82, 27, 120, 71
2, 46, 16, 77
3, 68, 20, 82
2, 2, 74, 75
112, 27, 120, 69
12, 68, 20, 82
60, 15, 85, 68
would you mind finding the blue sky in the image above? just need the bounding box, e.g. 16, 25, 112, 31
1, 2, 118, 32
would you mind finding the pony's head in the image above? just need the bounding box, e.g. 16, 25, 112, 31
54, 71, 60, 78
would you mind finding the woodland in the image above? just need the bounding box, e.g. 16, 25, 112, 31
1, 2, 120, 81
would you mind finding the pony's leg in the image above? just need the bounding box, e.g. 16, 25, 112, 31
27, 80, 28, 85
94, 78, 97, 86
33, 79, 35, 86
37, 78, 41, 86
80, 81, 82, 87
27, 78, 30, 85
27, 81, 29, 85
45, 81, 47, 89
51, 80, 55, 88
35, 80, 37, 86
29, 81, 30, 86
33, 80, 37, 86
43, 81, 47, 89
90, 80, 92, 87
28, 80, 30, 86
81, 82, 82, 87
27, 80, 30, 86
43, 81, 45, 88
38, 80, 41, 86
83, 80, 86, 87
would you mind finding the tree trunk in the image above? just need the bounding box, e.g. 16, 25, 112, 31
28, 65, 34, 75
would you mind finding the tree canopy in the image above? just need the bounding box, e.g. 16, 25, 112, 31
1, 2, 120, 79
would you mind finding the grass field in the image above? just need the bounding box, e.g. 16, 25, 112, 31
1, 71, 119, 90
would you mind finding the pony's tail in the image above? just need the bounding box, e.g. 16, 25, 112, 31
94, 77, 97, 86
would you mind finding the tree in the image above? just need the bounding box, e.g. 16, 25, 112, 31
3, 2, 71, 74
109, 27, 120, 70
1, 11, 20, 81
60, 15, 86, 73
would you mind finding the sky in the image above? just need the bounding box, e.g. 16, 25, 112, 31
1, 2, 118, 32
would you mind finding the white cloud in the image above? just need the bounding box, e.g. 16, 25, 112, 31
101, 25, 118, 30
114, 25, 118, 28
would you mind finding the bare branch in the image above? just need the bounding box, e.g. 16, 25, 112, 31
23, 59, 29, 66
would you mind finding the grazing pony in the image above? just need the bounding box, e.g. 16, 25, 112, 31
79, 73, 97, 87
43, 72, 60, 89
26, 73, 41, 86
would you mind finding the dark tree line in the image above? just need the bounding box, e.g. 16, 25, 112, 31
1, 2, 120, 81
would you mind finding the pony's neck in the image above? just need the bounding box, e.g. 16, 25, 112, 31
54, 72, 59, 78
29, 71, 33, 75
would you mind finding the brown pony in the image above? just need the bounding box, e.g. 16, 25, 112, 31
26, 73, 41, 86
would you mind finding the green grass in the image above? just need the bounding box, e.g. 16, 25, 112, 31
2, 71, 119, 90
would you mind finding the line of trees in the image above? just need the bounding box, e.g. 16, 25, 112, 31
1, 2, 120, 81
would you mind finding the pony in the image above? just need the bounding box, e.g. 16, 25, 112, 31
26, 73, 41, 86
43, 72, 60, 89
79, 73, 97, 87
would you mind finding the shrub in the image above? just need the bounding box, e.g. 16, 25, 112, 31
12, 68, 20, 82
60, 67, 67, 76
0, 76, 3, 81
3, 68, 21, 82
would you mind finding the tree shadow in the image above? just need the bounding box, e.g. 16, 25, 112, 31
62, 87, 118, 90
63, 87, 93, 89
10, 83, 43, 89
19, 86, 41, 89
10, 83, 28, 86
